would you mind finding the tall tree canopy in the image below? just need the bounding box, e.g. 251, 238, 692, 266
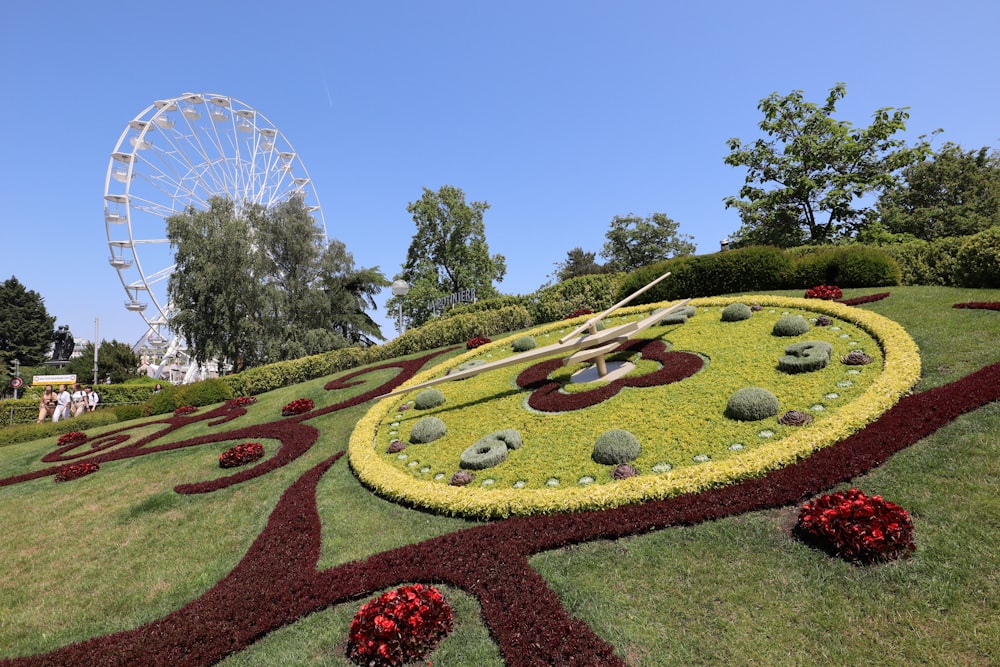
66, 340, 141, 385
390, 185, 507, 327
724, 83, 935, 246
600, 213, 695, 273
167, 196, 387, 370
0, 276, 56, 370
554, 247, 606, 282
873, 143, 1000, 241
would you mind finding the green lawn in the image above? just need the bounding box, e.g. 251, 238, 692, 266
0, 286, 998, 666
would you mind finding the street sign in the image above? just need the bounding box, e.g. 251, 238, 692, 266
9, 377, 23, 389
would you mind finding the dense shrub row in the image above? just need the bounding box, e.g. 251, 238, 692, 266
881, 227, 1000, 287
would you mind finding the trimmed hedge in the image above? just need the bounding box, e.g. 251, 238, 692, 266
882, 228, 1000, 287
529, 273, 624, 324
786, 245, 901, 288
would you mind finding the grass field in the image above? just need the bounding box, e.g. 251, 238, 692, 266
1, 286, 998, 666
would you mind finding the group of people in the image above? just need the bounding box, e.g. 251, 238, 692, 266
36, 383, 99, 423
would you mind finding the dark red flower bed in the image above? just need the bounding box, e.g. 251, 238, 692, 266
564, 308, 594, 319
173, 405, 197, 416
56, 431, 87, 447
54, 462, 99, 482
794, 487, 915, 564
281, 398, 314, 416
953, 302, 1000, 311
516, 339, 703, 412
219, 442, 265, 469
4, 348, 1000, 667
805, 285, 842, 300
466, 336, 491, 349
347, 584, 453, 666
836, 292, 891, 306
229, 396, 257, 407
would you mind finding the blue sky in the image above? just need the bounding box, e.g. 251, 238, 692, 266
2, 1, 997, 347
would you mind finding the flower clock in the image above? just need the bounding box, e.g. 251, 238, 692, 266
794, 487, 915, 564
281, 397, 314, 416
347, 584, 453, 667
219, 442, 265, 469
351, 296, 922, 519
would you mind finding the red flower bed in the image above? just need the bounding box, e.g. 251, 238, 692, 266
466, 336, 491, 349
837, 292, 891, 306
229, 396, 257, 407
805, 285, 842, 300
219, 442, 265, 469
953, 302, 1000, 311
173, 405, 197, 416
347, 584, 453, 666
281, 398, 314, 416
56, 431, 87, 447
54, 462, 99, 482
794, 487, 915, 565
564, 308, 594, 319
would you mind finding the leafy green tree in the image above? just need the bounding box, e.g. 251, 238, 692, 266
389, 185, 507, 327
0, 276, 56, 370
167, 196, 387, 370
874, 143, 1000, 240
724, 83, 936, 246
554, 247, 606, 282
66, 340, 141, 385
600, 213, 695, 273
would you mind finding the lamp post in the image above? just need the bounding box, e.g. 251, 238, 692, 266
391, 280, 410, 335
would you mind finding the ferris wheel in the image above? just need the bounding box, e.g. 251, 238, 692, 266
103, 92, 326, 355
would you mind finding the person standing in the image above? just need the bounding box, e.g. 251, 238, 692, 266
37, 385, 57, 423
53, 384, 71, 422
71, 383, 88, 418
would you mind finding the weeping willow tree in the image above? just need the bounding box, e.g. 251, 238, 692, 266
167, 196, 388, 371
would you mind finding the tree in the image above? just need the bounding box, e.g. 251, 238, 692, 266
66, 340, 141, 385
874, 143, 1000, 241
167, 196, 387, 370
390, 185, 507, 327
600, 213, 695, 273
724, 83, 936, 246
553, 247, 606, 282
0, 276, 57, 371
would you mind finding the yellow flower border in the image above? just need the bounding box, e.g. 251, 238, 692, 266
349, 296, 920, 519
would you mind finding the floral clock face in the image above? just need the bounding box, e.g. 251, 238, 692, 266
349, 296, 920, 519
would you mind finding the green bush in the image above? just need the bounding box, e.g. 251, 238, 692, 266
512, 336, 537, 352
409, 417, 447, 444
772, 315, 811, 337
778, 340, 833, 374
113, 404, 145, 422
721, 303, 753, 322
881, 238, 964, 286
0, 410, 119, 448
956, 227, 1000, 287
786, 245, 901, 288
459, 430, 522, 470
142, 384, 179, 416
592, 429, 642, 465
726, 387, 780, 421
414, 389, 446, 410
174, 378, 233, 407
530, 274, 624, 324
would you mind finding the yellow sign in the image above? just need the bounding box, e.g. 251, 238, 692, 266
32, 374, 77, 387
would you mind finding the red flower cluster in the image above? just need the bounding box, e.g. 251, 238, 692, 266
56, 431, 87, 447
347, 584, 454, 667
281, 398, 314, 416
229, 396, 257, 407
173, 405, 197, 416
564, 308, 594, 320
54, 462, 100, 482
219, 442, 265, 469
804, 285, 843, 300
465, 336, 491, 349
794, 487, 915, 565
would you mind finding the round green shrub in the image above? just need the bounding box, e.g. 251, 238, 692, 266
726, 387, 780, 421
113, 404, 144, 422
414, 388, 446, 410
721, 303, 753, 322
174, 378, 234, 407
778, 340, 833, 373
592, 429, 642, 465
409, 417, 447, 443
772, 315, 810, 337
512, 336, 537, 352
449, 359, 485, 375
459, 429, 522, 470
